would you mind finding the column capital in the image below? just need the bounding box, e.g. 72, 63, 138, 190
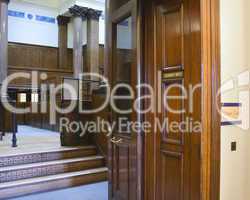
57, 15, 70, 25
69, 5, 88, 20
0, 0, 10, 4
87, 8, 102, 21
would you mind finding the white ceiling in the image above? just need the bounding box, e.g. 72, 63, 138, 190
18, 0, 105, 9
18, 0, 65, 8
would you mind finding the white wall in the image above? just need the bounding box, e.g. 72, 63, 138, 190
247, 0, 250, 192
220, 0, 250, 199
8, 0, 105, 48
8, 0, 59, 47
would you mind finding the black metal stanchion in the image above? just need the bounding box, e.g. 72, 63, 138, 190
0, 98, 4, 141
12, 100, 17, 147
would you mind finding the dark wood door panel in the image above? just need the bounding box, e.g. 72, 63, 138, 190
162, 78, 185, 145
159, 151, 184, 200
155, 3, 183, 68
144, 0, 202, 200
108, 0, 140, 200
112, 144, 129, 200
155, 2, 186, 199
111, 140, 137, 200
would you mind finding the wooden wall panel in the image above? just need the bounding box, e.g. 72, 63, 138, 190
8, 42, 73, 70
92, 88, 109, 159
7, 42, 105, 132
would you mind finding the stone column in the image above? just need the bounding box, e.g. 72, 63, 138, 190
69, 5, 88, 78
0, 0, 9, 85
57, 15, 70, 69
86, 9, 102, 80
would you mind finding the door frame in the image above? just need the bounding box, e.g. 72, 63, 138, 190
105, 0, 144, 199
141, 0, 221, 199
200, 0, 221, 200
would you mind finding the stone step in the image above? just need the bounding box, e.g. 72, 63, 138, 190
0, 156, 105, 183
0, 167, 108, 199
0, 146, 97, 167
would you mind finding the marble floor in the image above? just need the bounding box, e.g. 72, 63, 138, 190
0, 125, 71, 156
9, 182, 108, 200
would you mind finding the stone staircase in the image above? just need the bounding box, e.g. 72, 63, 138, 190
0, 146, 107, 199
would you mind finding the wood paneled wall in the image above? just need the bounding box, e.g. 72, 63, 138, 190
7, 42, 104, 87
92, 88, 109, 159
7, 42, 105, 131
8, 42, 73, 70
8, 42, 74, 87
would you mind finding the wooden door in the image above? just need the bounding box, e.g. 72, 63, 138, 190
144, 0, 202, 200
106, 0, 141, 200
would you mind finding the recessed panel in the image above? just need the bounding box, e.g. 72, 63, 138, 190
162, 79, 184, 144
160, 151, 184, 200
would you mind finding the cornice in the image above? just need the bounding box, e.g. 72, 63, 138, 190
69, 5, 88, 20
87, 8, 102, 21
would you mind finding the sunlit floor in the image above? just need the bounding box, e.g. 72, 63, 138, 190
0, 125, 65, 156
9, 182, 108, 200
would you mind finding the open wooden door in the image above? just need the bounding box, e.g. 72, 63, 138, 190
106, 0, 220, 199
106, 0, 142, 200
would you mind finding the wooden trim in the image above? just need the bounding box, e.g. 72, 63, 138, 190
9, 42, 104, 50
111, 1, 133, 23
136, 0, 143, 199
8, 66, 73, 74
210, 0, 221, 199
8, 42, 60, 50
200, 0, 221, 200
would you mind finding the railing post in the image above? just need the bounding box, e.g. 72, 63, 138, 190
12, 101, 17, 147
0, 101, 3, 141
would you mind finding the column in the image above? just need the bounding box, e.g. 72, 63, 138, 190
86, 9, 102, 79
57, 15, 70, 69
0, 0, 9, 140
0, 0, 9, 85
69, 5, 88, 78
